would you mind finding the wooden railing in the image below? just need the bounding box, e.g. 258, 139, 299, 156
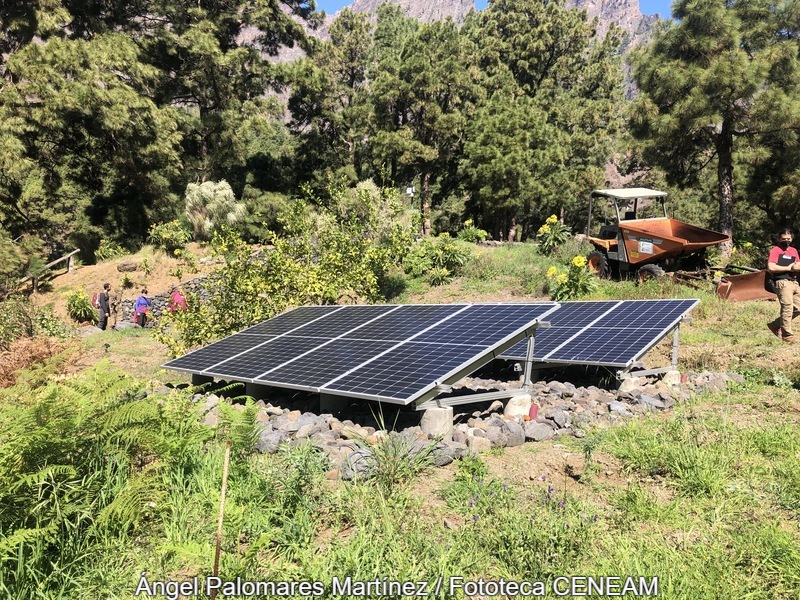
19, 248, 80, 292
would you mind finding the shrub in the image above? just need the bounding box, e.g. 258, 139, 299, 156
402, 234, 473, 284
536, 215, 571, 255
154, 185, 416, 355
66, 291, 98, 324
547, 256, 598, 301
148, 220, 191, 253
457, 220, 489, 243
95, 239, 126, 262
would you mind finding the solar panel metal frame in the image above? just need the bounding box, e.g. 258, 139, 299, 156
164, 302, 560, 406
498, 299, 699, 368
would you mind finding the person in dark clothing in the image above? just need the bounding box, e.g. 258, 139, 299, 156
134, 288, 152, 328
767, 228, 800, 342
98, 283, 111, 331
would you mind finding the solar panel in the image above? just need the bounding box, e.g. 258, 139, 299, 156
164, 302, 559, 405
499, 299, 698, 367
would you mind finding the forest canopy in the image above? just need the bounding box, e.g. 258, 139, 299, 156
1, 0, 799, 274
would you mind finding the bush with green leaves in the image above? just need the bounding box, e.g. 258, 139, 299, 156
546, 255, 598, 301
65, 291, 98, 324
402, 234, 473, 286
457, 219, 489, 243
154, 185, 415, 356
94, 239, 126, 262
536, 215, 571, 255
147, 220, 191, 253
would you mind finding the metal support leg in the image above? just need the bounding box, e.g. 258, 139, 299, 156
523, 335, 536, 386
671, 325, 681, 370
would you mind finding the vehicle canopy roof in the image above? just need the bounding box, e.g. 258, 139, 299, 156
591, 188, 667, 200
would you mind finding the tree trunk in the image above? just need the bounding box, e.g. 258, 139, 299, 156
716, 117, 734, 256
507, 216, 518, 243
421, 170, 431, 237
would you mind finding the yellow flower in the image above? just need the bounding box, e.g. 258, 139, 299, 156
572, 255, 587, 268
556, 273, 568, 284
546, 215, 559, 225
464, 219, 473, 227
742, 242, 753, 249
538, 224, 551, 235
547, 266, 558, 279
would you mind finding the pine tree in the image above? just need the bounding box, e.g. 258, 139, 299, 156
371, 18, 481, 236
631, 0, 800, 252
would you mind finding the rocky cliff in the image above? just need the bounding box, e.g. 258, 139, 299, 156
347, 0, 475, 25
566, 0, 660, 51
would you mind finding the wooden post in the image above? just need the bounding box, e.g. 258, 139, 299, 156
68, 254, 75, 273
210, 440, 231, 600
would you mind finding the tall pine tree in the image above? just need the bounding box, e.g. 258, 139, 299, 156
631, 0, 800, 251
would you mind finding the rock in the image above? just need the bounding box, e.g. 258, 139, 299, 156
608, 401, 633, 418
661, 371, 682, 386
552, 409, 570, 428
202, 406, 220, 427
618, 377, 646, 394
504, 394, 532, 418
482, 400, 505, 416
637, 394, 665, 410
452, 429, 468, 445
341, 425, 368, 440
295, 423, 319, 439
256, 430, 289, 454
264, 405, 284, 417
420, 406, 453, 441
468, 436, 492, 454
524, 422, 555, 442
116, 261, 139, 272
202, 394, 220, 412
341, 449, 372, 480
503, 420, 525, 447
548, 381, 567, 397
113, 321, 138, 331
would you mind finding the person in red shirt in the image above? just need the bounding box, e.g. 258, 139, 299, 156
767, 228, 800, 342
169, 286, 188, 312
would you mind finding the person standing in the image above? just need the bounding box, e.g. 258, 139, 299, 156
767, 228, 800, 342
134, 288, 152, 328
169, 285, 188, 312
97, 283, 111, 330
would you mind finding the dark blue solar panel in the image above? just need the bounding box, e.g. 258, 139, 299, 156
504, 327, 584, 359
500, 299, 698, 366
342, 304, 467, 342
243, 306, 343, 336
547, 328, 668, 366
165, 302, 559, 403
261, 339, 396, 388
538, 301, 620, 327
164, 334, 274, 371
415, 304, 556, 346
326, 342, 486, 400
288, 305, 399, 339
591, 299, 697, 330
204, 336, 321, 380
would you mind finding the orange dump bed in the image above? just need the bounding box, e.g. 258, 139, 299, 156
619, 218, 731, 265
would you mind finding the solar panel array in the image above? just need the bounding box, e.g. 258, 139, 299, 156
164, 303, 559, 404
499, 299, 698, 367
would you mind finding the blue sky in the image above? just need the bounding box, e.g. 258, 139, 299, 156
314, 0, 673, 20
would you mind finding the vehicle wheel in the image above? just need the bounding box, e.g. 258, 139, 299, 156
637, 264, 666, 283
587, 251, 610, 278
